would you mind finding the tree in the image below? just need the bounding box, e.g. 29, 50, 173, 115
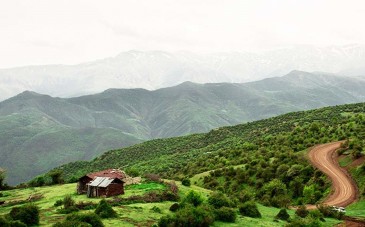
0, 168, 5, 189
182, 190, 204, 207
239, 201, 261, 218
48, 170, 64, 185
9, 204, 40, 226
275, 208, 290, 221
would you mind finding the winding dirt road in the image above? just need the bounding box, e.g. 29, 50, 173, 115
307, 141, 358, 209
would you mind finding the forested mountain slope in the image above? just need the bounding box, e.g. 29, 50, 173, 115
2, 71, 365, 185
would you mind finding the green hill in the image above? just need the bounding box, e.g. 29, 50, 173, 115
2, 71, 365, 185
53, 102, 365, 206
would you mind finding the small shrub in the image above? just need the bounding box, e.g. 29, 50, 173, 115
239, 201, 261, 218
159, 204, 215, 227
276, 208, 290, 221
151, 206, 162, 213
215, 207, 237, 222
64, 213, 104, 227
53, 220, 90, 227
208, 192, 234, 209
295, 205, 309, 218
95, 199, 117, 218
54, 199, 63, 207
181, 178, 191, 186
0, 217, 27, 227
75, 201, 97, 210
316, 204, 343, 219
63, 195, 75, 209
9, 204, 40, 226
309, 209, 323, 219
169, 203, 180, 212
145, 173, 162, 183
182, 190, 204, 207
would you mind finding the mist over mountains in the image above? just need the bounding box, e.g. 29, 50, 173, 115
1, 70, 365, 185
1, 44, 365, 101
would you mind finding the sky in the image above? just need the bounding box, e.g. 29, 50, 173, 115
0, 0, 365, 68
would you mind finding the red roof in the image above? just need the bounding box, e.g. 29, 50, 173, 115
86, 169, 126, 180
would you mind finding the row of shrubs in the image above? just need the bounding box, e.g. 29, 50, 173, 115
158, 190, 261, 226
158, 190, 346, 227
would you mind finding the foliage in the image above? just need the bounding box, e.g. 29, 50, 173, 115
208, 191, 234, 209
275, 208, 290, 221
214, 207, 237, 222
181, 178, 191, 186
94, 199, 117, 218
151, 206, 162, 213
48, 170, 64, 185
54, 199, 63, 207
55, 213, 104, 227
42, 103, 365, 207
0, 168, 6, 189
181, 190, 204, 207
9, 204, 40, 226
169, 203, 180, 212
158, 204, 215, 227
316, 204, 344, 219
0, 217, 27, 227
239, 201, 261, 218
295, 205, 309, 218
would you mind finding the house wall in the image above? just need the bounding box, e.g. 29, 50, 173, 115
77, 177, 92, 194
106, 183, 124, 197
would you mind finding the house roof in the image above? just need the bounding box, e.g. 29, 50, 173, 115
88, 177, 116, 187
86, 169, 127, 180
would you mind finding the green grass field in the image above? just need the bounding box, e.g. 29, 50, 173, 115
0, 181, 343, 226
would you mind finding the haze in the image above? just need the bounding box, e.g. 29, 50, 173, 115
1, 0, 365, 68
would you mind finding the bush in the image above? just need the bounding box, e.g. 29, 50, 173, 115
63, 195, 75, 209
95, 199, 117, 218
215, 207, 237, 222
275, 208, 290, 221
239, 201, 261, 218
182, 190, 204, 207
295, 205, 309, 218
53, 220, 90, 227
159, 205, 215, 227
9, 204, 40, 226
316, 204, 343, 219
169, 203, 180, 212
181, 178, 191, 186
208, 192, 233, 209
54, 199, 63, 207
63, 213, 104, 227
151, 206, 162, 213
58, 195, 78, 214
48, 170, 64, 185
0, 218, 27, 227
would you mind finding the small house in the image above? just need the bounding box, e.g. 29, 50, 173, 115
77, 169, 126, 197
87, 176, 124, 197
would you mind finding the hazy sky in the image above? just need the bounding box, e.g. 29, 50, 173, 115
1, 0, 365, 68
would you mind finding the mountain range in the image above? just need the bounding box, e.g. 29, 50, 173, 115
1, 70, 365, 185
1, 44, 365, 101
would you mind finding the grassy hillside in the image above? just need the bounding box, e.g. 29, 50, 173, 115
50, 102, 365, 209
2, 71, 365, 185
0, 181, 341, 226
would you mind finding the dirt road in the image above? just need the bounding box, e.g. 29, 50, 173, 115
307, 141, 358, 209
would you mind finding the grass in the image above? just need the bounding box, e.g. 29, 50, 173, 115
339, 155, 352, 167
0, 181, 345, 226
346, 200, 365, 218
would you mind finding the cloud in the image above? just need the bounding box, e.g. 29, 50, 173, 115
0, 0, 364, 68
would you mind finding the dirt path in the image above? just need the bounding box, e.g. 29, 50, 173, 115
307, 141, 358, 209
